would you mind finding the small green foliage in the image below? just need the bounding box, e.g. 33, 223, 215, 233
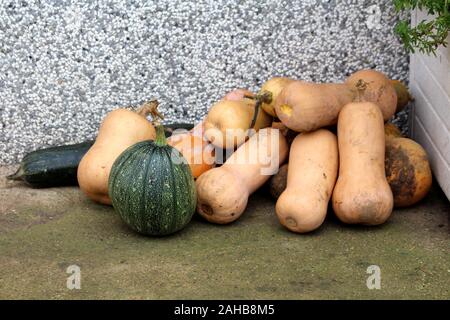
394, 0, 450, 55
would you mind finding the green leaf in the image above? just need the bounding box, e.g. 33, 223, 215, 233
393, 0, 450, 55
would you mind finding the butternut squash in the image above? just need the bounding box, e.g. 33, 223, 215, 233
275, 69, 397, 132
384, 122, 403, 138
168, 132, 215, 179
260, 77, 294, 117
77, 102, 157, 205
204, 89, 272, 149
390, 79, 412, 113
276, 129, 338, 233
385, 137, 432, 207
269, 163, 288, 200
345, 70, 397, 120
384, 122, 432, 207
271, 121, 298, 146
332, 102, 393, 225
268, 124, 433, 209
191, 120, 205, 138
223, 88, 254, 101
196, 128, 288, 224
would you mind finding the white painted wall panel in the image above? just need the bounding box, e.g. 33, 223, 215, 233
412, 56, 450, 129
410, 10, 450, 200
412, 116, 450, 200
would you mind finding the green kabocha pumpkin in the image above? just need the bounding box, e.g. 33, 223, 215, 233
108, 124, 197, 236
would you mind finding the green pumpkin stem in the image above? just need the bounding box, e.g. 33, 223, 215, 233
155, 124, 167, 146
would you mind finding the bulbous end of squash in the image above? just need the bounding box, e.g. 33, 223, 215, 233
276, 190, 328, 233
196, 167, 249, 224
332, 190, 393, 226
260, 77, 294, 117
346, 69, 397, 121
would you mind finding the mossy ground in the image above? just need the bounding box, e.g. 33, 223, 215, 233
0, 166, 448, 299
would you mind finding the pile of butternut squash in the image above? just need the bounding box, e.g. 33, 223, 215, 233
77, 68, 432, 235
196, 69, 431, 233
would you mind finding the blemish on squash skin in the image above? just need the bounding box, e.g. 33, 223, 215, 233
359, 204, 380, 224
385, 144, 416, 200
367, 109, 378, 118
200, 203, 213, 216
285, 217, 297, 228
280, 104, 293, 117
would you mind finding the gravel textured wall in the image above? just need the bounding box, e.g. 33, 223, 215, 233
0, 0, 409, 164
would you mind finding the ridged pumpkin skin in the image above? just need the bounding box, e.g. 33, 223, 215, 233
108, 140, 196, 236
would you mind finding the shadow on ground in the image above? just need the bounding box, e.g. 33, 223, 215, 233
0, 166, 448, 299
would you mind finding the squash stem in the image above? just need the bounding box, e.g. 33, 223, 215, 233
249, 99, 261, 129
155, 124, 167, 146
258, 91, 273, 105
249, 92, 272, 129
140, 100, 166, 146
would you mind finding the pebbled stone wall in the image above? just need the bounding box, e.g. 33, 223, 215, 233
0, 0, 409, 164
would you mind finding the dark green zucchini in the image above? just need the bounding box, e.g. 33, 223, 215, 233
6, 123, 193, 188
7, 141, 94, 188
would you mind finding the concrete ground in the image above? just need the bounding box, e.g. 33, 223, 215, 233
0, 165, 448, 300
